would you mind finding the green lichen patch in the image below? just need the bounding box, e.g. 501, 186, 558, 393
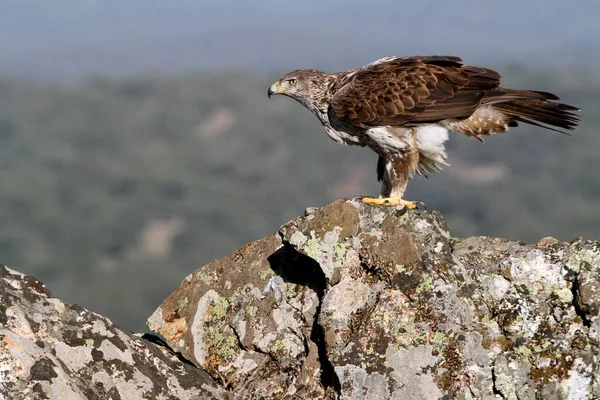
416, 277, 434, 294
516, 345, 532, 357
553, 287, 573, 303
206, 325, 238, 365
431, 331, 446, 346
197, 271, 212, 285
177, 296, 189, 309
566, 249, 600, 273
246, 305, 257, 318
303, 238, 322, 260
335, 242, 351, 262
270, 338, 286, 354
230, 286, 247, 303
286, 283, 303, 300
259, 267, 274, 281
210, 296, 229, 319
205, 296, 238, 368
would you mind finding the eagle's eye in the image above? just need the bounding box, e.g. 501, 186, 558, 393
287, 79, 297, 85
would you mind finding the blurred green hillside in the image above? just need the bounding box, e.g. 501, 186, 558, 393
0, 65, 598, 331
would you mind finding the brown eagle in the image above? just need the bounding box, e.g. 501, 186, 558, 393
268, 56, 580, 208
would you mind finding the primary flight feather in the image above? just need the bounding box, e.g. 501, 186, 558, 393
268, 56, 580, 208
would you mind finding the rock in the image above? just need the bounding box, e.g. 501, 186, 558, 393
150, 198, 600, 399
2, 198, 599, 399
0, 265, 225, 400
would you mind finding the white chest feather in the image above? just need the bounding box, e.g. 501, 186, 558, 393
415, 125, 449, 157
365, 125, 449, 155
366, 124, 450, 174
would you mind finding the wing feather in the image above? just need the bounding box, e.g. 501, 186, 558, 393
330, 56, 501, 127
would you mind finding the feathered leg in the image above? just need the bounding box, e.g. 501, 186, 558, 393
362, 133, 424, 209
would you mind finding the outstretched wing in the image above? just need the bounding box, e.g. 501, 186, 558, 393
329, 56, 501, 128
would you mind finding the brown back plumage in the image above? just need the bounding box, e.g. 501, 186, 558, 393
329, 56, 580, 134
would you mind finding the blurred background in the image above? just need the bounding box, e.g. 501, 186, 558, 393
0, 0, 598, 332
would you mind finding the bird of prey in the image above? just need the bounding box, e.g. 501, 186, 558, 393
268, 56, 580, 209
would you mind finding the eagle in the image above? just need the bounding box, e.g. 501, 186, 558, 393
267, 56, 580, 209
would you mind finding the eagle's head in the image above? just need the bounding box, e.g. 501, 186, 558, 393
268, 69, 331, 115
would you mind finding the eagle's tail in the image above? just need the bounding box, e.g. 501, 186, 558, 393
486, 89, 580, 134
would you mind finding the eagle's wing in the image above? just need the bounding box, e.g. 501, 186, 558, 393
329, 56, 501, 128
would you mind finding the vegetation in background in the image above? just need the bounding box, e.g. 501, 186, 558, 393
0, 65, 597, 331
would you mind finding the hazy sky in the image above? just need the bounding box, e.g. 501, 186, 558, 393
0, 0, 598, 77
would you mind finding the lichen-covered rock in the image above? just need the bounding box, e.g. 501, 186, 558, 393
4, 199, 598, 400
150, 197, 599, 399
0, 265, 224, 400
147, 231, 333, 398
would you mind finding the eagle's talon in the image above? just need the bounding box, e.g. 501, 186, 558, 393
361, 197, 422, 209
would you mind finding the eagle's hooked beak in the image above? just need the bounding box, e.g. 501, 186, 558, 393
268, 81, 282, 98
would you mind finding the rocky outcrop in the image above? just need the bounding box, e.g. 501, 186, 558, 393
0, 265, 225, 399
149, 199, 600, 399
2, 199, 599, 399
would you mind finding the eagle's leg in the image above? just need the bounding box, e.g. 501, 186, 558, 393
362, 144, 424, 209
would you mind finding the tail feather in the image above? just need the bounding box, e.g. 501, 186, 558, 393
487, 89, 580, 134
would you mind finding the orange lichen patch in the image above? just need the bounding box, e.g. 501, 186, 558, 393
1, 334, 22, 352
159, 310, 188, 341
1, 334, 28, 375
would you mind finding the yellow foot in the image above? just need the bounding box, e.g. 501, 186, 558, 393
361, 197, 425, 209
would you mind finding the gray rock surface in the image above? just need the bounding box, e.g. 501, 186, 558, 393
150, 199, 600, 399
2, 198, 599, 399
0, 265, 225, 400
